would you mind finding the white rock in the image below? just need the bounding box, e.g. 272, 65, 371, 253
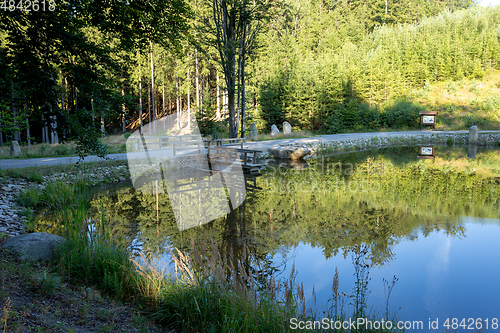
271, 124, 279, 136
283, 121, 292, 134
10, 141, 22, 157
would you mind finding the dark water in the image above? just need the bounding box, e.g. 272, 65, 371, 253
38, 145, 500, 331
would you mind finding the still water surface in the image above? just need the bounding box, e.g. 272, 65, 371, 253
39, 145, 500, 330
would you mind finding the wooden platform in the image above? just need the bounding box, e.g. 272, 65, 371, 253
207, 145, 264, 174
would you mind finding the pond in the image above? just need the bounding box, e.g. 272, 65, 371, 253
38, 145, 500, 331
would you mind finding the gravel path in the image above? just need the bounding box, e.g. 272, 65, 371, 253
1, 130, 500, 169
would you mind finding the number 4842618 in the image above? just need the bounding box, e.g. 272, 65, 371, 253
1, 0, 55, 11
443, 318, 498, 330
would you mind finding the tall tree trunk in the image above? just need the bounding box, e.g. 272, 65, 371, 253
121, 68, 126, 133
139, 61, 143, 134
187, 68, 191, 129
148, 80, 151, 134
121, 88, 126, 133
241, 23, 247, 138
150, 40, 156, 133
64, 76, 70, 138
236, 27, 244, 136
162, 80, 165, 131
101, 112, 105, 133
217, 73, 220, 119
176, 75, 180, 131
25, 103, 31, 146
59, 72, 66, 140
200, 73, 203, 112
196, 50, 200, 111
108, 109, 111, 134
51, 115, 58, 144
227, 69, 236, 138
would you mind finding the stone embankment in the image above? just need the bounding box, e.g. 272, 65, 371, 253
266, 132, 500, 160
0, 165, 131, 238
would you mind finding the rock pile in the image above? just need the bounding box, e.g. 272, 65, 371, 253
0, 165, 131, 239
0, 180, 33, 237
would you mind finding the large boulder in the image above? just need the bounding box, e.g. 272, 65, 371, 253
469, 125, 478, 144
1, 232, 66, 261
10, 141, 22, 157
283, 121, 292, 134
249, 123, 258, 137
269, 146, 310, 160
271, 124, 279, 136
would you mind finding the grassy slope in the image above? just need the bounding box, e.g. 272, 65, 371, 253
415, 69, 500, 130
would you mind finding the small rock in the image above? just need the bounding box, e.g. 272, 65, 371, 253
1, 186, 12, 192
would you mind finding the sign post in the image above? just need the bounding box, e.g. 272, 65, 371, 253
419, 111, 438, 130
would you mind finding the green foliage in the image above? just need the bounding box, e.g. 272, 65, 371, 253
26, 170, 44, 183
53, 144, 72, 156
257, 79, 285, 131
483, 95, 500, 112
251, 6, 500, 132
16, 188, 43, 208
196, 94, 225, 138
382, 100, 423, 129
447, 81, 457, 93
470, 82, 481, 95
73, 127, 109, 161
0, 102, 27, 141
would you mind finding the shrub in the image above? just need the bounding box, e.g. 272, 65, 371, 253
447, 81, 457, 93
26, 170, 44, 183
16, 188, 43, 208
382, 100, 422, 129
54, 144, 70, 156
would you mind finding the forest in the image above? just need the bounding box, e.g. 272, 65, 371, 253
1, 0, 499, 156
